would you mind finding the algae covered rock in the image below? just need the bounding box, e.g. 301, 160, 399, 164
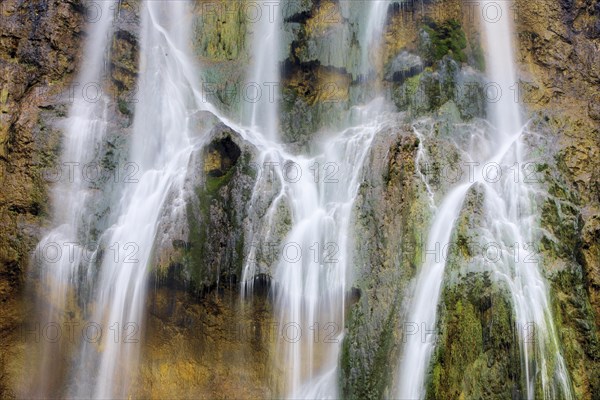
426, 186, 523, 399
384, 51, 424, 83
419, 18, 467, 64
342, 125, 429, 399
391, 56, 485, 120
153, 122, 258, 294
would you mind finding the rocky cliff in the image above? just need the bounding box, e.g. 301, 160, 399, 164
0, 0, 598, 398
0, 1, 85, 396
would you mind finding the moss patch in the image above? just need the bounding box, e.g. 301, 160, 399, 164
420, 18, 467, 64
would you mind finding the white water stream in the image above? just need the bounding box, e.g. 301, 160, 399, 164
31, 1, 207, 397
70, 3, 200, 397
396, 2, 573, 398
29, 1, 116, 396
243, 0, 281, 141
239, 1, 391, 398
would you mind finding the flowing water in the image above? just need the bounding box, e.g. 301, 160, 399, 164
361, 0, 391, 79
71, 3, 200, 397
27, 0, 574, 398
270, 103, 389, 398
396, 1, 573, 398
239, 1, 391, 397
31, 1, 205, 397
243, 0, 281, 140
28, 1, 117, 396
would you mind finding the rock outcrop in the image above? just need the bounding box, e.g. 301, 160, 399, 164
342, 125, 428, 398
0, 1, 85, 396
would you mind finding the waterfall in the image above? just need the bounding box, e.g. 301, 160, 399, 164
270, 109, 385, 398
27, 1, 117, 396
396, 2, 573, 398
29, 1, 205, 397
479, 1, 573, 398
71, 2, 201, 397
21, 0, 579, 398
239, 1, 391, 398
361, 0, 390, 79
244, 0, 281, 140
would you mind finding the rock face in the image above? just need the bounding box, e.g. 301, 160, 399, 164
157, 123, 258, 294
426, 185, 523, 399
1, 0, 599, 398
0, 0, 140, 396
514, 0, 600, 321
133, 285, 274, 399
512, 0, 600, 397
180, 126, 254, 288
342, 125, 428, 399
192, 0, 249, 117
0, 1, 85, 397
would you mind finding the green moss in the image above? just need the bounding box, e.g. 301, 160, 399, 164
427, 273, 522, 400
183, 161, 238, 290
0, 88, 8, 104
204, 166, 235, 194
117, 98, 131, 116
420, 18, 467, 64
195, 2, 247, 62
405, 73, 422, 99
341, 299, 398, 400
547, 267, 600, 399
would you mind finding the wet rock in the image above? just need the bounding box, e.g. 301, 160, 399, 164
110, 30, 139, 93
280, 61, 351, 145
203, 135, 242, 178
392, 56, 485, 120
418, 18, 467, 64
191, 0, 249, 116
426, 185, 522, 399
154, 122, 258, 295
427, 274, 521, 400
287, 0, 361, 77
134, 285, 274, 398
525, 113, 600, 398
384, 51, 423, 83
342, 125, 428, 399
0, 0, 86, 395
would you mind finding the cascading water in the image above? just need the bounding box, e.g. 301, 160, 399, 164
396, 1, 573, 398
243, 0, 280, 140
29, 1, 203, 397
479, 1, 573, 397
21, 0, 580, 398
239, 1, 391, 398
27, 1, 117, 396
71, 2, 200, 397
361, 0, 391, 79
269, 108, 385, 398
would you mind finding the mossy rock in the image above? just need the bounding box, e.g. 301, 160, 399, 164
155, 123, 257, 295
419, 18, 467, 65
341, 130, 427, 399
427, 273, 522, 400
547, 266, 600, 399
392, 57, 485, 120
